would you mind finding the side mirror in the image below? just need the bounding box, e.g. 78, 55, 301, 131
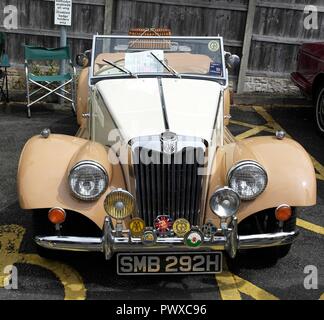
75, 50, 92, 68
225, 53, 240, 74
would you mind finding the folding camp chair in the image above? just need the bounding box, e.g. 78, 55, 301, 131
0, 32, 10, 103
24, 46, 76, 118
0, 53, 10, 102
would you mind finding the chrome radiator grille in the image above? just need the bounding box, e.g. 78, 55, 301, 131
130, 134, 207, 226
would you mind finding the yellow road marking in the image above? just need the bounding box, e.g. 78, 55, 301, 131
0, 224, 86, 300
223, 106, 323, 300
235, 125, 269, 141
0, 225, 24, 288
297, 218, 324, 235
230, 120, 276, 133
233, 275, 279, 300
311, 156, 324, 178
215, 260, 241, 300
241, 106, 324, 181
215, 260, 279, 300
19, 254, 86, 300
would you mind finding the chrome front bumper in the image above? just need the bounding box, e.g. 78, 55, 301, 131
34, 217, 299, 260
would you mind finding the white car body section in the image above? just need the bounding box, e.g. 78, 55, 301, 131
96, 78, 222, 143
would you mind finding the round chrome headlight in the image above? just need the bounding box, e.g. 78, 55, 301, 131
104, 189, 135, 220
68, 161, 108, 201
227, 160, 268, 201
210, 187, 240, 219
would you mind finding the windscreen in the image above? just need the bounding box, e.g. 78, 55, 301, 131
91, 36, 226, 83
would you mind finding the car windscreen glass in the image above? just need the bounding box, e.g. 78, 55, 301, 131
91, 36, 225, 82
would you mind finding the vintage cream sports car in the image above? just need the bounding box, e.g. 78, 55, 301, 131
17, 34, 316, 275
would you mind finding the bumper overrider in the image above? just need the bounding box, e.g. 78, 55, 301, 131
34, 216, 298, 260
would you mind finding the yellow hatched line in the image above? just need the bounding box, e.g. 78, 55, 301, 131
235, 125, 268, 141
0, 224, 86, 300
316, 174, 324, 181
215, 265, 241, 300
230, 119, 276, 134
253, 106, 324, 180
215, 260, 279, 300
233, 275, 279, 300
18, 254, 86, 300
297, 218, 324, 235
311, 156, 324, 178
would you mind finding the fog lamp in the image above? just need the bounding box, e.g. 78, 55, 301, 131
104, 189, 135, 220
210, 187, 240, 219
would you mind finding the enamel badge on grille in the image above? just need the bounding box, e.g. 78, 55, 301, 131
154, 215, 173, 235
184, 229, 204, 248
141, 228, 157, 245
201, 221, 217, 237
173, 218, 190, 237
129, 217, 145, 237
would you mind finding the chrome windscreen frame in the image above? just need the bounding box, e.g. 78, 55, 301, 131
89, 35, 228, 88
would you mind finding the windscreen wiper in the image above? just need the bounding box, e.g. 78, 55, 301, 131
102, 59, 137, 78
150, 52, 181, 78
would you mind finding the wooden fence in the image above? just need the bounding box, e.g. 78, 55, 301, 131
0, 0, 323, 92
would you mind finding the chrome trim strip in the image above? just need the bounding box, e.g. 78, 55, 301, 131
34, 236, 103, 252
157, 78, 169, 130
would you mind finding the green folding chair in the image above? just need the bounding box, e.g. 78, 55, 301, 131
24, 45, 76, 118
0, 32, 10, 102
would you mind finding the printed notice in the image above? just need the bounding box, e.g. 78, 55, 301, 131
54, 0, 72, 26
125, 50, 164, 73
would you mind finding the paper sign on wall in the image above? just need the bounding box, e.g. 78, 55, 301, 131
54, 0, 72, 26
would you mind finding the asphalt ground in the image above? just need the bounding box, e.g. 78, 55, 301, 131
0, 102, 323, 300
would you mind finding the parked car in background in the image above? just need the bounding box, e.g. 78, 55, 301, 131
291, 42, 324, 135
17, 34, 316, 275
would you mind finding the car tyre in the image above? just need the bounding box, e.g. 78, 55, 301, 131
315, 84, 324, 136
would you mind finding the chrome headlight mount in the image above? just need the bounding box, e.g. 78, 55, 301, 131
68, 161, 108, 201
209, 187, 240, 258
227, 160, 268, 201
209, 187, 240, 219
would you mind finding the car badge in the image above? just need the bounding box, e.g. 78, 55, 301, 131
173, 218, 191, 237
184, 229, 204, 248
141, 228, 157, 246
129, 217, 145, 237
154, 215, 173, 235
160, 131, 177, 154
201, 221, 217, 237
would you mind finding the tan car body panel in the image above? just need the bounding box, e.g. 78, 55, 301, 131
18, 61, 316, 231
205, 136, 316, 227
18, 134, 125, 229
18, 133, 316, 230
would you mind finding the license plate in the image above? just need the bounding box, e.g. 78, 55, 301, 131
117, 252, 222, 275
